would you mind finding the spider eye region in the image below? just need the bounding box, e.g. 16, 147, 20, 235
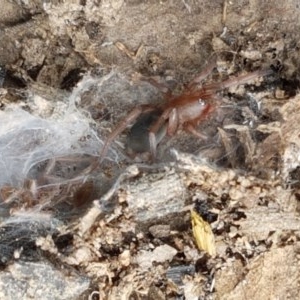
198, 99, 205, 106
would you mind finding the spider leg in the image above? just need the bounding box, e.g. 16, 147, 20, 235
187, 55, 217, 91
132, 72, 172, 99
145, 78, 172, 98
167, 108, 179, 136
203, 68, 273, 91
99, 105, 155, 163
184, 123, 208, 140
149, 107, 173, 159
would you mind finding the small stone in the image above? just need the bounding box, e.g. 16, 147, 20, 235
119, 250, 131, 267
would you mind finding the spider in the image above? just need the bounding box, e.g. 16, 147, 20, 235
99, 59, 272, 163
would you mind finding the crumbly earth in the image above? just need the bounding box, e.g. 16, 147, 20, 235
1, 1, 300, 299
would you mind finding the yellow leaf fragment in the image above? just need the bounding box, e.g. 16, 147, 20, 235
191, 210, 216, 257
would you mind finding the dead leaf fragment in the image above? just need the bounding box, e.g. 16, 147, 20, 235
114, 41, 143, 59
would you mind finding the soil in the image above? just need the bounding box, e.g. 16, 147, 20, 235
1, 0, 300, 299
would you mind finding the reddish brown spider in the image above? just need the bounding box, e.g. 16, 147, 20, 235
99, 61, 272, 163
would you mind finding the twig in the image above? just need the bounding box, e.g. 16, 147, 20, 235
222, 0, 228, 25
